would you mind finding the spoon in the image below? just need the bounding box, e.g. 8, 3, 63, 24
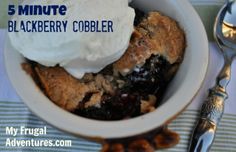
188, 0, 236, 152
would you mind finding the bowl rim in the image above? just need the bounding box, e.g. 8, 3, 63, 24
4, 0, 209, 139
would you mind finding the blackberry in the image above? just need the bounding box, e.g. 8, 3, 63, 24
125, 55, 170, 94
75, 93, 140, 120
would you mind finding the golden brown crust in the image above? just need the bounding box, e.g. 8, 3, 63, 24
34, 65, 114, 111
114, 12, 185, 75
141, 95, 157, 113
101, 127, 180, 152
128, 139, 154, 152
153, 128, 180, 149
101, 143, 125, 152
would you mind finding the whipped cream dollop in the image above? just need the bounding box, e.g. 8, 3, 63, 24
9, 0, 135, 78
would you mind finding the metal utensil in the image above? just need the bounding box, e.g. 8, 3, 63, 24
188, 0, 236, 152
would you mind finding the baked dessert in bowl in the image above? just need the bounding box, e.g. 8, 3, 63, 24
4, 0, 208, 147
21, 11, 185, 121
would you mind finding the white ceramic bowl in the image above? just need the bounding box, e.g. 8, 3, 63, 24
4, 0, 208, 139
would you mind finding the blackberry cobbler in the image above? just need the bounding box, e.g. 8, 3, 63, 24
23, 11, 185, 120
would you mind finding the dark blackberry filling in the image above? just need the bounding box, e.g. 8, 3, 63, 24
125, 55, 171, 95
75, 93, 140, 120
74, 56, 172, 120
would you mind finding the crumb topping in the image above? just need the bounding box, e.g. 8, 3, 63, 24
114, 12, 185, 76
